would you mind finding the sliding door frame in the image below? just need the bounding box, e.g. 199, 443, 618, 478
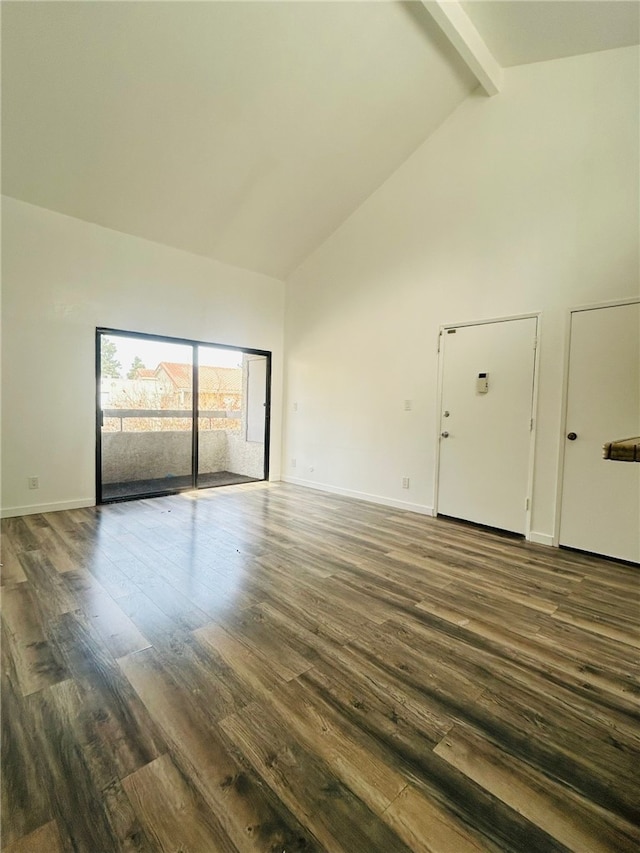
96, 327, 271, 504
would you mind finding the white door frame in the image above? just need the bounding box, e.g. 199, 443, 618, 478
554, 296, 640, 548
433, 312, 541, 540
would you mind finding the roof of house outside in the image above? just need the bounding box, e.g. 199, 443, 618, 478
155, 362, 242, 393
134, 369, 156, 379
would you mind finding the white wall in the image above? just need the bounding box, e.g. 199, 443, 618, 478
1, 197, 285, 516
283, 46, 640, 544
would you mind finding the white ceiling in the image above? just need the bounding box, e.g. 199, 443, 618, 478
463, 1, 640, 68
3, 1, 639, 280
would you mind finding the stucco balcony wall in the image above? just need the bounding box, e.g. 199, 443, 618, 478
102, 430, 232, 483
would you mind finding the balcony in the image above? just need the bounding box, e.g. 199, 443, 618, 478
100, 409, 264, 501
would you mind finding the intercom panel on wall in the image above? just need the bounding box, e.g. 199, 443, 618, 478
476, 372, 489, 393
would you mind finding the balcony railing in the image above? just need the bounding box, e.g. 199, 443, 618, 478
101, 408, 241, 430
100, 415, 264, 484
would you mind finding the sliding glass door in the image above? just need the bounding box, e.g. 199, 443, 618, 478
196, 347, 267, 489
97, 329, 270, 503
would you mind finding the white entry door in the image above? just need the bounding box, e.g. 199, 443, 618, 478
560, 302, 640, 563
437, 317, 537, 534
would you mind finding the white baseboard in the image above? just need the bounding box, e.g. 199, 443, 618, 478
281, 476, 435, 516
528, 531, 555, 547
1, 498, 96, 519
2, 479, 284, 517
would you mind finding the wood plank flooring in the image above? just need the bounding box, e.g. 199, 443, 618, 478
2, 482, 639, 852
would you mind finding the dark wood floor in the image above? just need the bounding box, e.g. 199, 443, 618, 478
2, 482, 639, 852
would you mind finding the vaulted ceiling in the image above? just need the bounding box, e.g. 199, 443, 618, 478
3, 1, 638, 279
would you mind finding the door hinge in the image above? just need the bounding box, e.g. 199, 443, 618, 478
437, 331, 442, 353
530, 417, 534, 431
525, 497, 530, 511
533, 337, 538, 350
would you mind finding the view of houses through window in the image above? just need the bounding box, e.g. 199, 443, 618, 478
98, 331, 269, 502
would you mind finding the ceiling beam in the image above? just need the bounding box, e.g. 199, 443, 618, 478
421, 1, 502, 96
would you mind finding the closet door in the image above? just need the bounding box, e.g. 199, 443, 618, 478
560, 302, 640, 562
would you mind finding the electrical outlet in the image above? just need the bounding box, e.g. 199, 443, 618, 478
293, 402, 298, 412
28, 476, 39, 490
402, 477, 410, 489
291, 458, 297, 468
403, 399, 412, 411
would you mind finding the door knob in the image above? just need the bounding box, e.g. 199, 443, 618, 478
567, 432, 577, 441
441, 431, 449, 438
